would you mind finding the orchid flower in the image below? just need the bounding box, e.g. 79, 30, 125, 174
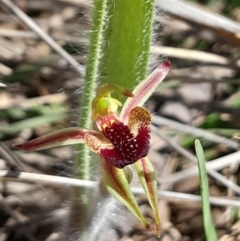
15, 60, 170, 237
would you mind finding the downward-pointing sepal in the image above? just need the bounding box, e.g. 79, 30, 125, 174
134, 157, 161, 237
102, 159, 150, 229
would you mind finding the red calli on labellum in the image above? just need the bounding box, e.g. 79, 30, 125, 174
86, 106, 151, 168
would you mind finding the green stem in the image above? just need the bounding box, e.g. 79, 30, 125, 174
98, 0, 155, 89
75, 0, 156, 187
70, 1, 110, 238
72, 0, 156, 240
76, 0, 108, 180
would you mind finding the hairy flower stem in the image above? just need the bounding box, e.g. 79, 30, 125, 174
76, 0, 108, 181
68, 1, 109, 239
98, 0, 155, 88
71, 0, 156, 240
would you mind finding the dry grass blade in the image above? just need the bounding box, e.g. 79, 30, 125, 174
0, 28, 88, 44
0, 0, 85, 75
152, 115, 240, 150
133, 188, 240, 208
1, 170, 240, 208
161, 150, 240, 184
0, 62, 12, 75
0, 194, 37, 241
0, 169, 97, 188
0, 93, 67, 109
151, 46, 239, 67
0, 143, 26, 171
156, 0, 240, 46
151, 126, 240, 195
58, 0, 92, 7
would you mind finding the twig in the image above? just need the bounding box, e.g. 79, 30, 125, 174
0, 0, 85, 76
167, 78, 240, 84
0, 93, 67, 109
0, 143, 26, 171
58, 0, 92, 7
0, 82, 7, 87
0, 62, 12, 75
0, 28, 88, 44
0, 169, 97, 188
152, 94, 240, 115
0, 194, 37, 241
151, 126, 240, 195
152, 115, 240, 150
151, 46, 237, 66
0, 170, 240, 208
0, 28, 37, 38
132, 187, 240, 208
160, 150, 240, 184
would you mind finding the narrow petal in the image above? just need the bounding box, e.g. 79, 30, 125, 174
120, 60, 171, 123
134, 157, 161, 237
102, 159, 150, 230
14, 128, 98, 151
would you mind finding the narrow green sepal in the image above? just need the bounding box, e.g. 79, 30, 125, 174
102, 159, 149, 229
134, 157, 161, 237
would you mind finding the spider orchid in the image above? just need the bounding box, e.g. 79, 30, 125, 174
15, 60, 170, 237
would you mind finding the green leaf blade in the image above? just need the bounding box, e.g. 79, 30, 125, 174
195, 139, 218, 241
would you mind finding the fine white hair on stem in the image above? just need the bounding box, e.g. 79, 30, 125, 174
1, 170, 240, 208
85, 197, 119, 241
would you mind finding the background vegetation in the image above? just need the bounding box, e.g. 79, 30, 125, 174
0, 0, 240, 240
